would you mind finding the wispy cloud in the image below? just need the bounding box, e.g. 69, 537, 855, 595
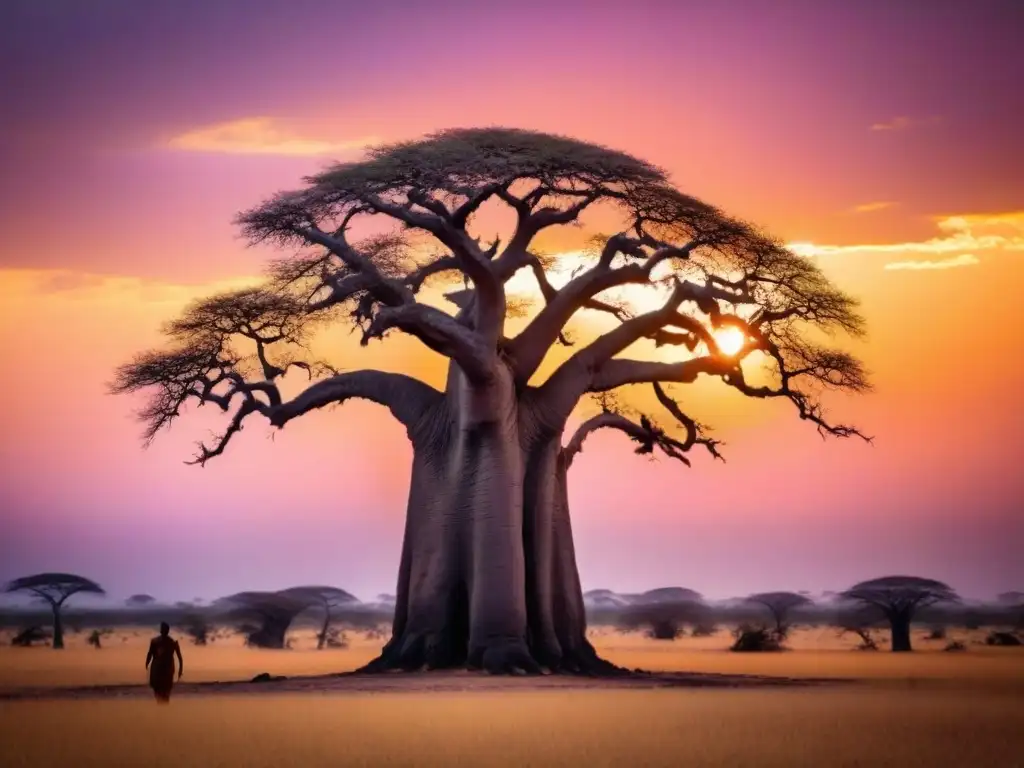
884, 254, 979, 271
851, 201, 898, 214
0, 269, 262, 301
869, 115, 942, 132
167, 117, 379, 156
788, 211, 1024, 271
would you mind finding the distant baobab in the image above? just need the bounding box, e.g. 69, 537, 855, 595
840, 576, 960, 652
114, 127, 870, 674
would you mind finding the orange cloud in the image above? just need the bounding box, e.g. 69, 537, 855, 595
788, 211, 1024, 269
850, 201, 898, 214
883, 254, 979, 271
167, 117, 379, 156
869, 115, 942, 132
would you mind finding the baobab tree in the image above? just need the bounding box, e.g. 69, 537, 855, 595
840, 576, 959, 652
112, 127, 870, 674
744, 591, 813, 639
5, 573, 105, 649
214, 590, 321, 649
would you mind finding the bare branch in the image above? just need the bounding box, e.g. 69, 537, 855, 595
562, 408, 716, 470
651, 382, 723, 460
361, 303, 496, 384
268, 370, 441, 435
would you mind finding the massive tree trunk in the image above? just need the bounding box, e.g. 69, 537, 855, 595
889, 611, 913, 652
367, 365, 535, 673
363, 370, 616, 675
519, 401, 618, 674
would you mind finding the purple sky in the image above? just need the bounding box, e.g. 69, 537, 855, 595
0, 0, 1022, 605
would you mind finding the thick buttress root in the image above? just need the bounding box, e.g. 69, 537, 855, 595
357, 633, 628, 677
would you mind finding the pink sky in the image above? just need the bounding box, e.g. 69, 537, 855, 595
1, 0, 1022, 604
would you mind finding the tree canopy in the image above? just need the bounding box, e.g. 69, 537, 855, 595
5, 573, 106, 606
112, 126, 871, 467
840, 576, 960, 614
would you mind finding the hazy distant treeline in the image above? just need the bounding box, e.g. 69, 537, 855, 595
0, 596, 1017, 633
0, 603, 392, 632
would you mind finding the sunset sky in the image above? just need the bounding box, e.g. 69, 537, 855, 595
1, 0, 1021, 606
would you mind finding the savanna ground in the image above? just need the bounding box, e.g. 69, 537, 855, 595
1, 626, 1021, 767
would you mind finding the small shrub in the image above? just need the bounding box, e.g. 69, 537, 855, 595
616, 601, 701, 642
87, 629, 113, 648
985, 631, 1022, 647
183, 615, 210, 646
319, 627, 348, 649
11, 626, 50, 647
839, 626, 879, 651
691, 622, 718, 638
927, 626, 947, 640
944, 640, 967, 652
646, 619, 682, 641
730, 625, 782, 652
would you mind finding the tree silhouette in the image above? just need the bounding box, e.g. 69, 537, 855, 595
744, 591, 813, 639
840, 576, 959, 652
125, 594, 156, 607
214, 589, 322, 649
997, 591, 1024, 630
113, 127, 870, 674
616, 590, 705, 640
4, 573, 105, 649
278, 586, 359, 649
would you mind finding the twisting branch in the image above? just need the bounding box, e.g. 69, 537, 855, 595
116, 127, 870, 471
110, 284, 445, 466
562, 397, 720, 470
281, 228, 496, 379
651, 382, 723, 459
268, 370, 441, 433
720, 364, 872, 441
360, 303, 495, 383
507, 234, 704, 383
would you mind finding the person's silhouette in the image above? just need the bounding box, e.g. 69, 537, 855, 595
145, 622, 183, 704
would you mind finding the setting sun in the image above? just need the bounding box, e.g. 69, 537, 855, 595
714, 326, 747, 356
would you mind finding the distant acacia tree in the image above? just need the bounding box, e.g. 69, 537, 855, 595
125, 594, 156, 608
4, 573, 105, 649
113, 127, 870, 674
840, 576, 959, 652
278, 586, 359, 649
744, 592, 813, 639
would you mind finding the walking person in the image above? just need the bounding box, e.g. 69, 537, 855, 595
145, 622, 183, 703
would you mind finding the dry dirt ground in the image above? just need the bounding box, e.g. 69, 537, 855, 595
1, 626, 1021, 767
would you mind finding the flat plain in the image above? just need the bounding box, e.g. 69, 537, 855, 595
1, 627, 1021, 767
